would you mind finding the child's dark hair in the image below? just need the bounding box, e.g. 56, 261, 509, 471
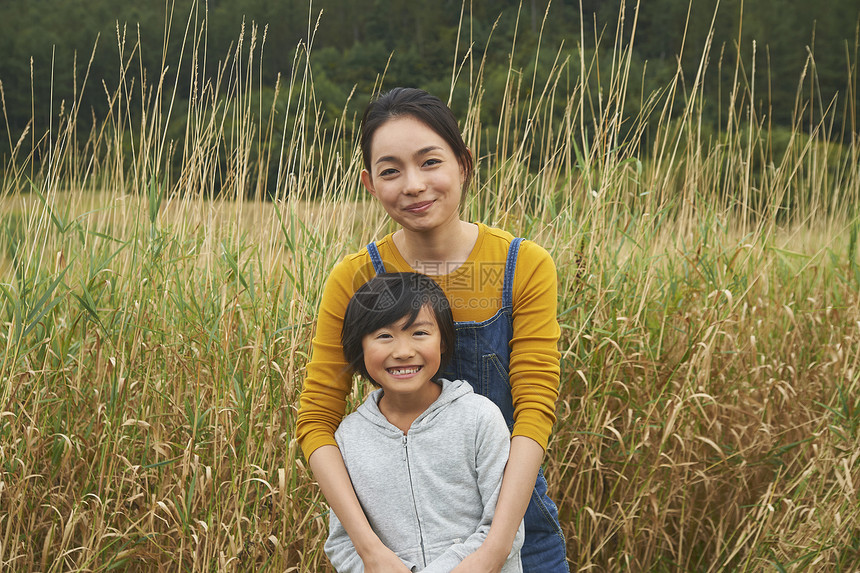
342, 273, 455, 386
360, 87, 474, 188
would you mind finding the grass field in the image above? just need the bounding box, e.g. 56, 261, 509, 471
1, 5, 859, 572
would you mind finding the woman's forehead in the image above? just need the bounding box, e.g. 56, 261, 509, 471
369, 116, 449, 157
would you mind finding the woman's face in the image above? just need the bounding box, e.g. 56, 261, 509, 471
360, 116, 465, 236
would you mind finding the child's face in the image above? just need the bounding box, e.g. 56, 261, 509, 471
361, 305, 443, 399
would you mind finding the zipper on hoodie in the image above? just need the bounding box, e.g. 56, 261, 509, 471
402, 434, 427, 566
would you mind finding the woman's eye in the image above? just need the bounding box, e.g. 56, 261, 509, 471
379, 168, 397, 177
423, 158, 441, 167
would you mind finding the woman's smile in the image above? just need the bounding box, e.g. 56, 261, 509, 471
403, 200, 435, 213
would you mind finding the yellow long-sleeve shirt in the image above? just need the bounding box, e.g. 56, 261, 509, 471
296, 222, 561, 459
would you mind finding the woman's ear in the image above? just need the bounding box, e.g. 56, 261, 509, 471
361, 169, 377, 198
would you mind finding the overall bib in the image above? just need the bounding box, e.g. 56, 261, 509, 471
367, 239, 568, 572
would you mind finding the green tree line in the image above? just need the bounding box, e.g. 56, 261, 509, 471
1, 0, 858, 182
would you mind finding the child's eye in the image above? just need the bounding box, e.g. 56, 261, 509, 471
414, 330, 429, 336
375, 332, 393, 340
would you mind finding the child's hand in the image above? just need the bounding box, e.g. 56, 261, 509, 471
361, 545, 413, 572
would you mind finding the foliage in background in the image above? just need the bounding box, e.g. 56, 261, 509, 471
1, 0, 859, 190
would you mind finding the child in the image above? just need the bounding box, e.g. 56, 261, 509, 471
324, 272, 524, 572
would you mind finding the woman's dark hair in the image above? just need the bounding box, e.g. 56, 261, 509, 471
342, 272, 455, 386
360, 87, 474, 188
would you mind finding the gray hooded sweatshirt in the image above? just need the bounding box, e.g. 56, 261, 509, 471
324, 378, 524, 572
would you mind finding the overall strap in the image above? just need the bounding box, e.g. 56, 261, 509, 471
366, 242, 387, 274
503, 238, 523, 308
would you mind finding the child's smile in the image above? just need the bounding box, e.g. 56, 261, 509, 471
388, 366, 422, 376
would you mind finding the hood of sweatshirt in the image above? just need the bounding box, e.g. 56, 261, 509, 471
354, 378, 472, 436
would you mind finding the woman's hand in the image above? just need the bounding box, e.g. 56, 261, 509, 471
361, 545, 413, 572
450, 545, 506, 572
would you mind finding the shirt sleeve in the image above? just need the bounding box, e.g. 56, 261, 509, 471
509, 240, 561, 450
295, 255, 375, 460
419, 401, 524, 572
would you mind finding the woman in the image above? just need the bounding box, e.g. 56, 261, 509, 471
296, 87, 567, 572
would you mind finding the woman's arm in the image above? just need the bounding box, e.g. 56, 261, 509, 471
311, 445, 412, 572
507, 240, 561, 449
298, 257, 409, 570
450, 436, 542, 572
323, 499, 372, 572
453, 239, 560, 571
296, 254, 376, 457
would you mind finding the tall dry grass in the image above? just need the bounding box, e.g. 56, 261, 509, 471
1, 1, 859, 571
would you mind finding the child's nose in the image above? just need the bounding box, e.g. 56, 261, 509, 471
392, 337, 415, 358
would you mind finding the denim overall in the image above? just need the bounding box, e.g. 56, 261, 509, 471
367, 239, 568, 572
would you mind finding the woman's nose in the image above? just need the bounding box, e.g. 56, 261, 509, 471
403, 169, 426, 195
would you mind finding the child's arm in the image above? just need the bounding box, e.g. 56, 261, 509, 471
449, 436, 541, 572
420, 403, 525, 572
